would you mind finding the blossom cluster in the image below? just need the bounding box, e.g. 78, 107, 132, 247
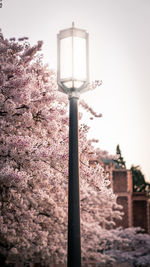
0, 31, 122, 265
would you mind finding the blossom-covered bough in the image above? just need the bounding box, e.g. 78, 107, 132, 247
0, 31, 124, 266
98, 227, 150, 266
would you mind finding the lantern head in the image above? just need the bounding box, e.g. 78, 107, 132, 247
57, 22, 89, 97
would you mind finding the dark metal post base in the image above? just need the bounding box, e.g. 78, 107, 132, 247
67, 97, 81, 267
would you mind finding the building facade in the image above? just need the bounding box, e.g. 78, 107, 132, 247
89, 157, 150, 233
108, 164, 150, 233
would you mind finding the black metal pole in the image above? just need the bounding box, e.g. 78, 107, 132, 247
67, 96, 81, 267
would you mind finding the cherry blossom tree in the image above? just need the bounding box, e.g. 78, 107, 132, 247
98, 227, 150, 267
0, 31, 122, 266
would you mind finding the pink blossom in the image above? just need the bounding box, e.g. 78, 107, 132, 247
0, 31, 124, 266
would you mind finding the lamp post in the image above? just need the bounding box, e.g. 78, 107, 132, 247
57, 22, 89, 267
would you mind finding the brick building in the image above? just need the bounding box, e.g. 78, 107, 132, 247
89, 157, 150, 233
105, 162, 150, 233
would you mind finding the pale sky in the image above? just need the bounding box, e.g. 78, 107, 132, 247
1, 0, 150, 181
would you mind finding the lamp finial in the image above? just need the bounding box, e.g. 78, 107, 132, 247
72, 21, 75, 28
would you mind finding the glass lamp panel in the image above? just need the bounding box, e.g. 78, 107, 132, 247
73, 37, 86, 81
63, 80, 84, 89
62, 81, 73, 89
74, 80, 84, 88
60, 37, 72, 79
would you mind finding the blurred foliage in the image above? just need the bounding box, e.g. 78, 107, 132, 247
131, 165, 150, 194
114, 144, 126, 169
114, 145, 150, 194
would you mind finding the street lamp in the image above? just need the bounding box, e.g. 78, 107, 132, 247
57, 22, 89, 267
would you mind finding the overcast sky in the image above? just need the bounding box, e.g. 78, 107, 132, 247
1, 0, 150, 181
